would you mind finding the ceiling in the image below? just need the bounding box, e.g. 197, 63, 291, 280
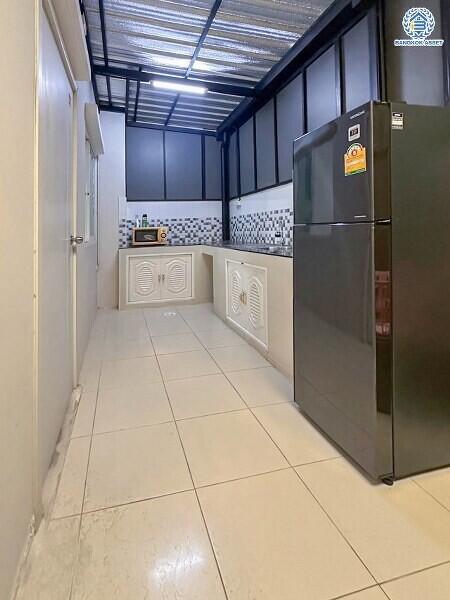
82, 0, 335, 133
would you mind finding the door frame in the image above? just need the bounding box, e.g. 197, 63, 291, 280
33, 0, 79, 520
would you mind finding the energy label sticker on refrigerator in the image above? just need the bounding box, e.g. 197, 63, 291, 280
344, 143, 367, 176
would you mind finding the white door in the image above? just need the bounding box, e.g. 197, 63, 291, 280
37, 9, 75, 492
226, 261, 245, 329
129, 257, 161, 303
245, 268, 268, 347
161, 255, 192, 300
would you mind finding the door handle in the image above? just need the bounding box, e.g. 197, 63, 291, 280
70, 235, 84, 247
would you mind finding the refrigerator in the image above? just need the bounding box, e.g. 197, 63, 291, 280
293, 101, 450, 484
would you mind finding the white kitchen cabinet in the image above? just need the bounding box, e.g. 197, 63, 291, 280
127, 253, 193, 304
226, 260, 268, 348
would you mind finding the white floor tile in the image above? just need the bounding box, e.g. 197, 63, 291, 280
226, 366, 293, 406
210, 345, 269, 372
84, 423, 192, 512
166, 373, 246, 420
102, 337, 155, 361
178, 410, 288, 487
382, 563, 450, 600
152, 332, 203, 355
79, 360, 101, 392
341, 587, 389, 600
94, 383, 173, 434
297, 458, 450, 582
253, 402, 340, 466
198, 469, 374, 600
414, 468, 450, 510
72, 392, 96, 438
145, 311, 191, 336
158, 350, 220, 381
100, 356, 161, 390
15, 516, 80, 600
183, 312, 229, 332
52, 437, 90, 519
72, 492, 226, 600
195, 328, 248, 349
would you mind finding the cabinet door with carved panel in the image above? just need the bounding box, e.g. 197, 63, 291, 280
226, 261, 245, 330
244, 267, 267, 347
160, 255, 192, 300
128, 257, 161, 303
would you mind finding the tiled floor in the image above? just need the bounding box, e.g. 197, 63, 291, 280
15, 304, 450, 600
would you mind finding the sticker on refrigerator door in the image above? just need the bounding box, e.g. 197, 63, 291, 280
392, 112, 404, 130
344, 143, 367, 176
348, 124, 361, 141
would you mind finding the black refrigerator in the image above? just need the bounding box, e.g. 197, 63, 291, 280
293, 101, 450, 484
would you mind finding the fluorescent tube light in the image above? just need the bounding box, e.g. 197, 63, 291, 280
152, 80, 207, 94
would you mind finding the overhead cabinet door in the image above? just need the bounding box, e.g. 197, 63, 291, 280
342, 15, 376, 112
165, 131, 202, 200
239, 117, 255, 195
277, 74, 304, 183
256, 99, 276, 190
306, 46, 339, 132
229, 131, 239, 199
205, 136, 222, 200
126, 127, 164, 200
129, 256, 161, 303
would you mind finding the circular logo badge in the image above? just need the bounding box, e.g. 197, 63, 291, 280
402, 7, 435, 39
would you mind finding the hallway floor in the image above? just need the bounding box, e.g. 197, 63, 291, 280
16, 304, 450, 599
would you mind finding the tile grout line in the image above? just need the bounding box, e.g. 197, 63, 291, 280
411, 478, 450, 513
293, 466, 380, 585
146, 312, 231, 600
68, 312, 108, 600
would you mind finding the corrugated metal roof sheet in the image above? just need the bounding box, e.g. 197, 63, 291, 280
83, 0, 334, 132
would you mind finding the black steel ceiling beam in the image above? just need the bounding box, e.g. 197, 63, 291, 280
133, 67, 142, 122
93, 66, 256, 97
217, 0, 370, 134
80, 1, 99, 104
185, 0, 223, 78
126, 120, 217, 137
165, 94, 180, 126
98, 0, 112, 106
125, 79, 130, 123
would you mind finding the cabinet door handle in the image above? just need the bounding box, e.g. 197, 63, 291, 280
158, 273, 161, 283
162, 273, 166, 283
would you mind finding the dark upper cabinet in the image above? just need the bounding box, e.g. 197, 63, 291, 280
204, 136, 222, 200
306, 45, 339, 132
239, 117, 255, 195
256, 99, 276, 190
277, 74, 304, 183
165, 131, 202, 200
229, 131, 238, 199
126, 127, 164, 200
343, 16, 376, 112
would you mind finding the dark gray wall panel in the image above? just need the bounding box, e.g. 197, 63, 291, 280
126, 127, 164, 200
205, 136, 222, 200
256, 99, 276, 190
165, 131, 202, 200
277, 74, 304, 183
306, 45, 338, 132
384, 0, 445, 106
239, 117, 255, 195
229, 131, 238, 199
343, 16, 374, 112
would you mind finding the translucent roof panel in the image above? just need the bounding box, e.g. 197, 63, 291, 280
84, 0, 335, 131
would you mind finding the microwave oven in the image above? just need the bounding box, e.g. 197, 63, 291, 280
132, 227, 168, 246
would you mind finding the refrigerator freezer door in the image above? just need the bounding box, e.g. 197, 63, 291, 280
294, 222, 393, 480
293, 102, 391, 225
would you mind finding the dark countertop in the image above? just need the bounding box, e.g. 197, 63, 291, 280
120, 241, 293, 258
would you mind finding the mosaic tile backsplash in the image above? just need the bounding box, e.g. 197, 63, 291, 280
119, 217, 222, 248
230, 208, 293, 245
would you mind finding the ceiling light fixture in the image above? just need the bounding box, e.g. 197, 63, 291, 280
152, 80, 207, 95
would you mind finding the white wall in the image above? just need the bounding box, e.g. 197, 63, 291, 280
75, 82, 98, 372
0, 2, 36, 598
125, 200, 222, 221
98, 111, 125, 308
229, 182, 293, 218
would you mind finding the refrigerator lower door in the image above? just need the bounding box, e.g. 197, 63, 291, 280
294, 222, 393, 480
